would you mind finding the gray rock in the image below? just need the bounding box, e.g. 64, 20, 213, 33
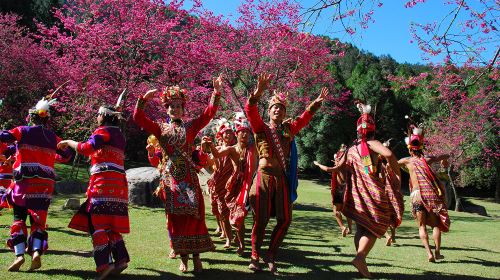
126, 167, 163, 208
63, 198, 81, 210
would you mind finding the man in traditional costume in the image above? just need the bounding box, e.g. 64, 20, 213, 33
133, 76, 222, 273
58, 97, 130, 279
206, 118, 236, 248
203, 115, 258, 256
398, 124, 450, 262
1, 98, 72, 272
313, 144, 353, 237
244, 73, 327, 274
335, 101, 404, 278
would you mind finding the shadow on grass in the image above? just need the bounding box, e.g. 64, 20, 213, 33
27, 269, 94, 279
49, 226, 88, 237
293, 203, 331, 213
441, 256, 500, 267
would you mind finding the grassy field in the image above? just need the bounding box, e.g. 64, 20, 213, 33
0, 179, 499, 279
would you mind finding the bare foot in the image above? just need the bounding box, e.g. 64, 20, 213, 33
352, 257, 372, 278
428, 255, 436, 263
236, 246, 244, 257
267, 260, 278, 275
342, 226, 348, 237
95, 264, 115, 280
179, 256, 189, 273
8, 256, 25, 272
435, 253, 444, 260
193, 256, 203, 273
385, 236, 393, 246
168, 249, 176, 259
219, 233, 226, 239
223, 240, 231, 249
110, 262, 128, 276
248, 258, 262, 272
29, 251, 42, 271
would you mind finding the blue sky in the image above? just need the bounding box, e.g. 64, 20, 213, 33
184, 0, 498, 65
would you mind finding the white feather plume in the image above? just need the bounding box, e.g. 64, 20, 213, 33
413, 127, 423, 135
35, 97, 57, 112
404, 137, 409, 145
115, 88, 127, 109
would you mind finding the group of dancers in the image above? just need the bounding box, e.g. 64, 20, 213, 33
0, 73, 450, 279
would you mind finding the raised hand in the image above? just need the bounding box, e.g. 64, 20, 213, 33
313, 160, 321, 166
143, 89, 158, 101
146, 143, 155, 153
315, 87, 328, 103
213, 74, 223, 93
57, 140, 69, 150
250, 73, 271, 100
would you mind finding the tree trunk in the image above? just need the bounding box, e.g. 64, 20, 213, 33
448, 167, 462, 211
495, 164, 500, 203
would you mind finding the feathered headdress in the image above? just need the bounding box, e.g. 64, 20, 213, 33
160, 85, 188, 106
233, 112, 251, 133
98, 88, 127, 117
214, 118, 234, 138
354, 100, 376, 174
405, 118, 425, 151
29, 97, 57, 118
268, 91, 288, 109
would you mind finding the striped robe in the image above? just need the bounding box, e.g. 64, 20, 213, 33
343, 145, 404, 237
410, 157, 450, 232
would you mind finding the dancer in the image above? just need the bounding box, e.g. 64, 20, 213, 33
206, 119, 236, 248
133, 76, 223, 273
1, 97, 72, 272
59, 99, 130, 279
313, 144, 353, 237
203, 116, 257, 256
337, 101, 404, 278
245, 73, 327, 273
399, 124, 450, 262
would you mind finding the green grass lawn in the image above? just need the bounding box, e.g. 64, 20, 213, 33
0, 179, 499, 279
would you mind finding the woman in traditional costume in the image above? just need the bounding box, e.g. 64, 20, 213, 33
133, 76, 223, 273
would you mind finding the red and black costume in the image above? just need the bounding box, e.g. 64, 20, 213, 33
68, 126, 130, 272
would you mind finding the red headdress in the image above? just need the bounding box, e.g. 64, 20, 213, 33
160, 85, 188, 106
215, 118, 234, 138
405, 123, 424, 151
268, 91, 288, 109
233, 112, 251, 133
355, 100, 376, 174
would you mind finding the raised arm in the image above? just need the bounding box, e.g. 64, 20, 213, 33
189, 75, 223, 137
133, 89, 161, 138
202, 136, 236, 159
245, 73, 271, 133
290, 87, 327, 136
313, 152, 346, 173
426, 154, 450, 165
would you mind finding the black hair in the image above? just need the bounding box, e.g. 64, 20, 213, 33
29, 113, 49, 126
99, 105, 120, 126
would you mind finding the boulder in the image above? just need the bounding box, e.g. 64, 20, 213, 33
63, 198, 81, 210
126, 167, 163, 208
